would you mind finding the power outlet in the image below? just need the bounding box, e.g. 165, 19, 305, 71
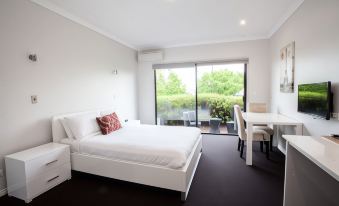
31, 95, 38, 104
331, 112, 339, 120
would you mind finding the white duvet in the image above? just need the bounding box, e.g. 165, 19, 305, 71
76, 125, 201, 169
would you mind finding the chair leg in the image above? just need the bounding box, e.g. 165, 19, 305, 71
237, 138, 241, 151
260, 141, 263, 152
265, 141, 269, 159
270, 135, 273, 151
240, 140, 245, 158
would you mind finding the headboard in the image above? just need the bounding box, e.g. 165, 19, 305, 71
52, 107, 115, 143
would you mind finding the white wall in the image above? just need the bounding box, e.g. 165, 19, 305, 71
138, 40, 271, 124
0, 0, 138, 190
270, 0, 339, 136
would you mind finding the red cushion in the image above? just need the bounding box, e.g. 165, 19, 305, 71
96, 112, 122, 135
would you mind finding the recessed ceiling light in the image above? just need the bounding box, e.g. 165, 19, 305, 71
240, 20, 246, 26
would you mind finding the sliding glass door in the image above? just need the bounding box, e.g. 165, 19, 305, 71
197, 63, 245, 134
155, 66, 197, 126
155, 62, 246, 135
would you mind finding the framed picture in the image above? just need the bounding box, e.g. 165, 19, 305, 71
280, 42, 295, 93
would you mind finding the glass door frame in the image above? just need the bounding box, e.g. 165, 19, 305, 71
154, 62, 247, 136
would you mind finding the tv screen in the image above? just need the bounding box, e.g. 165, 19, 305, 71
298, 82, 332, 120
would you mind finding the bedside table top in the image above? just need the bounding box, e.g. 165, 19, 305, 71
6, 143, 69, 161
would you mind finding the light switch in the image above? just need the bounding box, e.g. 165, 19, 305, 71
31, 95, 38, 104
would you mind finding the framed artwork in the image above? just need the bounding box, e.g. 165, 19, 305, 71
280, 41, 295, 93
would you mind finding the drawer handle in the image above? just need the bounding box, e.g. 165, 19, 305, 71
45, 160, 58, 166
47, 175, 59, 183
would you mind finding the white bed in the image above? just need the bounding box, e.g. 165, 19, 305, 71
52, 109, 202, 201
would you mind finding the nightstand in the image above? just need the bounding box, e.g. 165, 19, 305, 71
5, 143, 71, 203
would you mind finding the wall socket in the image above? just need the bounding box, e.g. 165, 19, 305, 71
331, 112, 339, 120
31, 95, 38, 104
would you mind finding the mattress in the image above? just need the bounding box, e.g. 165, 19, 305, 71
62, 125, 201, 169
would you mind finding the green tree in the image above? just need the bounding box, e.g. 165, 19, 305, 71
165, 72, 186, 95
156, 73, 167, 96
156, 72, 187, 95
198, 70, 243, 96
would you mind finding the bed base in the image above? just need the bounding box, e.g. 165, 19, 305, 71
70, 135, 202, 201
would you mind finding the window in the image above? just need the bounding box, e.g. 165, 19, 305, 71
154, 61, 247, 135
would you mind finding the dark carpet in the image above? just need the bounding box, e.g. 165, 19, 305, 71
0, 135, 285, 206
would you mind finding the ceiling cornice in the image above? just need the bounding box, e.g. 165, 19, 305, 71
159, 36, 269, 50
30, 0, 137, 50
267, 0, 304, 38
31, 0, 304, 50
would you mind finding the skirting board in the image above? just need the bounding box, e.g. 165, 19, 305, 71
0, 188, 7, 197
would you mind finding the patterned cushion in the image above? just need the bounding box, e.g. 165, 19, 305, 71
96, 112, 122, 135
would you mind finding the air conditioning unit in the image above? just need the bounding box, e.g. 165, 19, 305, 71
138, 50, 163, 62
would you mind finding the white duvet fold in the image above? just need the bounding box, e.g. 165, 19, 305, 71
78, 125, 201, 169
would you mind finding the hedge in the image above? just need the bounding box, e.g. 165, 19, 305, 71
157, 93, 243, 123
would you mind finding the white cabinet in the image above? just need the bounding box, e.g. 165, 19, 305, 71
5, 143, 71, 203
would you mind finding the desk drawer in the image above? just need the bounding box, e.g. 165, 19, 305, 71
25, 147, 70, 179
26, 162, 71, 199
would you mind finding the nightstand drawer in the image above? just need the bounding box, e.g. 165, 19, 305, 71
27, 162, 71, 199
25, 147, 70, 179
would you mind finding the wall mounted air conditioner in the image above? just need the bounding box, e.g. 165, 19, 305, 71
138, 50, 163, 62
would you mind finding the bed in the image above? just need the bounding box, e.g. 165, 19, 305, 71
52, 109, 202, 201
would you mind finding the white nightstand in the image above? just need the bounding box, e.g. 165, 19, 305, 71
5, 143, 71, 203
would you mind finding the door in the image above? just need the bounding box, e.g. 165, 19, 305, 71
154, 62, 247, 135
155, 65, 197, 126
197, 63, 246, 135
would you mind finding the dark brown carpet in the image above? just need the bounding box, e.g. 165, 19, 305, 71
0, 135, 285, 206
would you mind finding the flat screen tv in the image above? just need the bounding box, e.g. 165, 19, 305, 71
298, 81, 332, 120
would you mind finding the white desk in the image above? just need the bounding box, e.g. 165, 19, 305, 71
242, 112, 303, 165
282, 135, 339, 206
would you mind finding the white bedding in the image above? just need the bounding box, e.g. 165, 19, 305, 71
62, 125, 201, 169
60, 138, 80, 152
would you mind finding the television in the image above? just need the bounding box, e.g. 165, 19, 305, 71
298, 81, 332, 120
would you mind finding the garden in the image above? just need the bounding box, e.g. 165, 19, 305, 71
156, 69, 244, 125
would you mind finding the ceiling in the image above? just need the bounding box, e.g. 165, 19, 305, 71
31, 0, 304, 50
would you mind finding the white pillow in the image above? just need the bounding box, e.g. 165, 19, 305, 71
60, 118, 75, 140
65, 112, 101, 140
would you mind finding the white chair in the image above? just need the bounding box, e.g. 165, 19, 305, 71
248, 103, 274, 151
234, 105, 270, 159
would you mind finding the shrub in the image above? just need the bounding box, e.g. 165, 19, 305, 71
156, 94, 195, 120
209, 96, 243, 123
157, 93, 243, 123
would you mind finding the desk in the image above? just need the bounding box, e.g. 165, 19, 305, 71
282, 135, 339, 206
242, 112, 303, 165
